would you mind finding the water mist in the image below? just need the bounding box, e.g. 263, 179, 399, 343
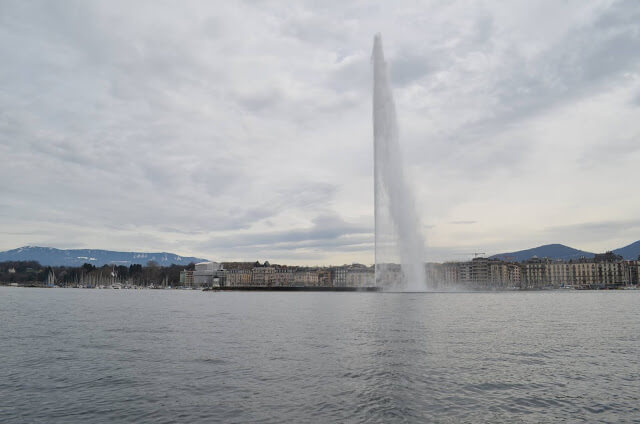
372, 34, 428, 291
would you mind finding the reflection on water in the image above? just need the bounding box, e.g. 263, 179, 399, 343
1, 288, 639, 423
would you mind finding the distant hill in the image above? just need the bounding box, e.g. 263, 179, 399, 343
0, 246, 207, 267
613, 240, 640, 260
490, 244, 594, 262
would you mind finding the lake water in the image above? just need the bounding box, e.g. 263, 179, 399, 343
1, 287, 639, 423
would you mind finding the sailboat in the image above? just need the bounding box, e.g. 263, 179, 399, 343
110, 265, 122, 289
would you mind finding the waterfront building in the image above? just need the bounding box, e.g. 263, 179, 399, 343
344, 267, 374, 287
521, 257, 550, 289
273, 268, 294, 287
570, 261, 596, 289
440, 258, 513, 289
226, 269, 252, 287
294, 270, 320, 286
507, 263, 521, 287
489, 262, 508, 288
332, 267, 348, 287
251, 266, 275, 286
458, 261, 472, 284
514, 254, 633, 289
442, 262, 459, 285
198, 254, 639, 290
594, 260, 627, 288
331, 264, 375, 287
547, 262, 570, 288
179, 270, 194, 287
470, 257, 490, 286
628, 261, 640, 285
318, 269, 333, 286
193, 261, 224, 287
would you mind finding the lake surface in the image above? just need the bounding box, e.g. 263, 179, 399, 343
1, 288, 639, 423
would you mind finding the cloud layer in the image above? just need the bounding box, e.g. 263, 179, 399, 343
1, 0, 639, 263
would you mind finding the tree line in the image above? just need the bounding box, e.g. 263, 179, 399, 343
0, 261, 196, 286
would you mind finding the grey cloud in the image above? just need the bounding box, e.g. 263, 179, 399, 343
274, 182, 338, 209
544, 219, 640, 245
425, 245, 491, 263
201, 16, 224, 39
278, 6, 355, 46
400, 1, 640, 187
327, 54, 370, 93
391, 55, 433, 87
2, 0, 639, 264
229, 236, 374, 254
578, 133, 640, 169
450, 221, 477, 225
234, 89, 283, 112
547, 220, 640, 232
491, 3, 640, 124
199, 213, 371, 251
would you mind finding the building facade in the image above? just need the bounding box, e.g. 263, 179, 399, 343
435, 252, 637, 290
179, 270, 194, 287
251, 266, 275, 286
193, 261, 224, 287
226, 269, 252, 287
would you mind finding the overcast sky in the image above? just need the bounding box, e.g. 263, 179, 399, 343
1, 0, 639, 264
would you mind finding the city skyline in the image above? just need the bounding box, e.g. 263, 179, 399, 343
2, 1, 640, 265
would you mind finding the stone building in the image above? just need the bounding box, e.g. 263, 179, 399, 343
546, 262, 570, 288
318, 269, 333, 286
226, 269, 252, 287
521, 257, 549, 289
251, 266, 275, 286
332, 267, 348, 287
294, 270, 320, 286
507, 263, 521, 287
273, 268, 294, 287
417, 253, 637, 290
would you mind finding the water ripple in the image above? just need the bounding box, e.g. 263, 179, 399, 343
1, 288, 639, 423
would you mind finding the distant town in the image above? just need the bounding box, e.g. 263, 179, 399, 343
1, 249, 639, 290
429, 251, 639, 290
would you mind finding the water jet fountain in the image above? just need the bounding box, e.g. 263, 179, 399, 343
372, 34, 428, 291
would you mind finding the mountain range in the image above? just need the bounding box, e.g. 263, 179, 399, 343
490, 240, 640, 262
2, 241, 640, 266
0, 246, 207, 267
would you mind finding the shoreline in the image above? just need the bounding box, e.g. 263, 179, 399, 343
1, 284, 637, 292
204, 286, 381, 292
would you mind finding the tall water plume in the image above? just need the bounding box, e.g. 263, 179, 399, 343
372, 34, 427, 291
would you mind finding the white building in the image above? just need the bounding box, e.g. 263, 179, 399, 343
193, 261, 223, 287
